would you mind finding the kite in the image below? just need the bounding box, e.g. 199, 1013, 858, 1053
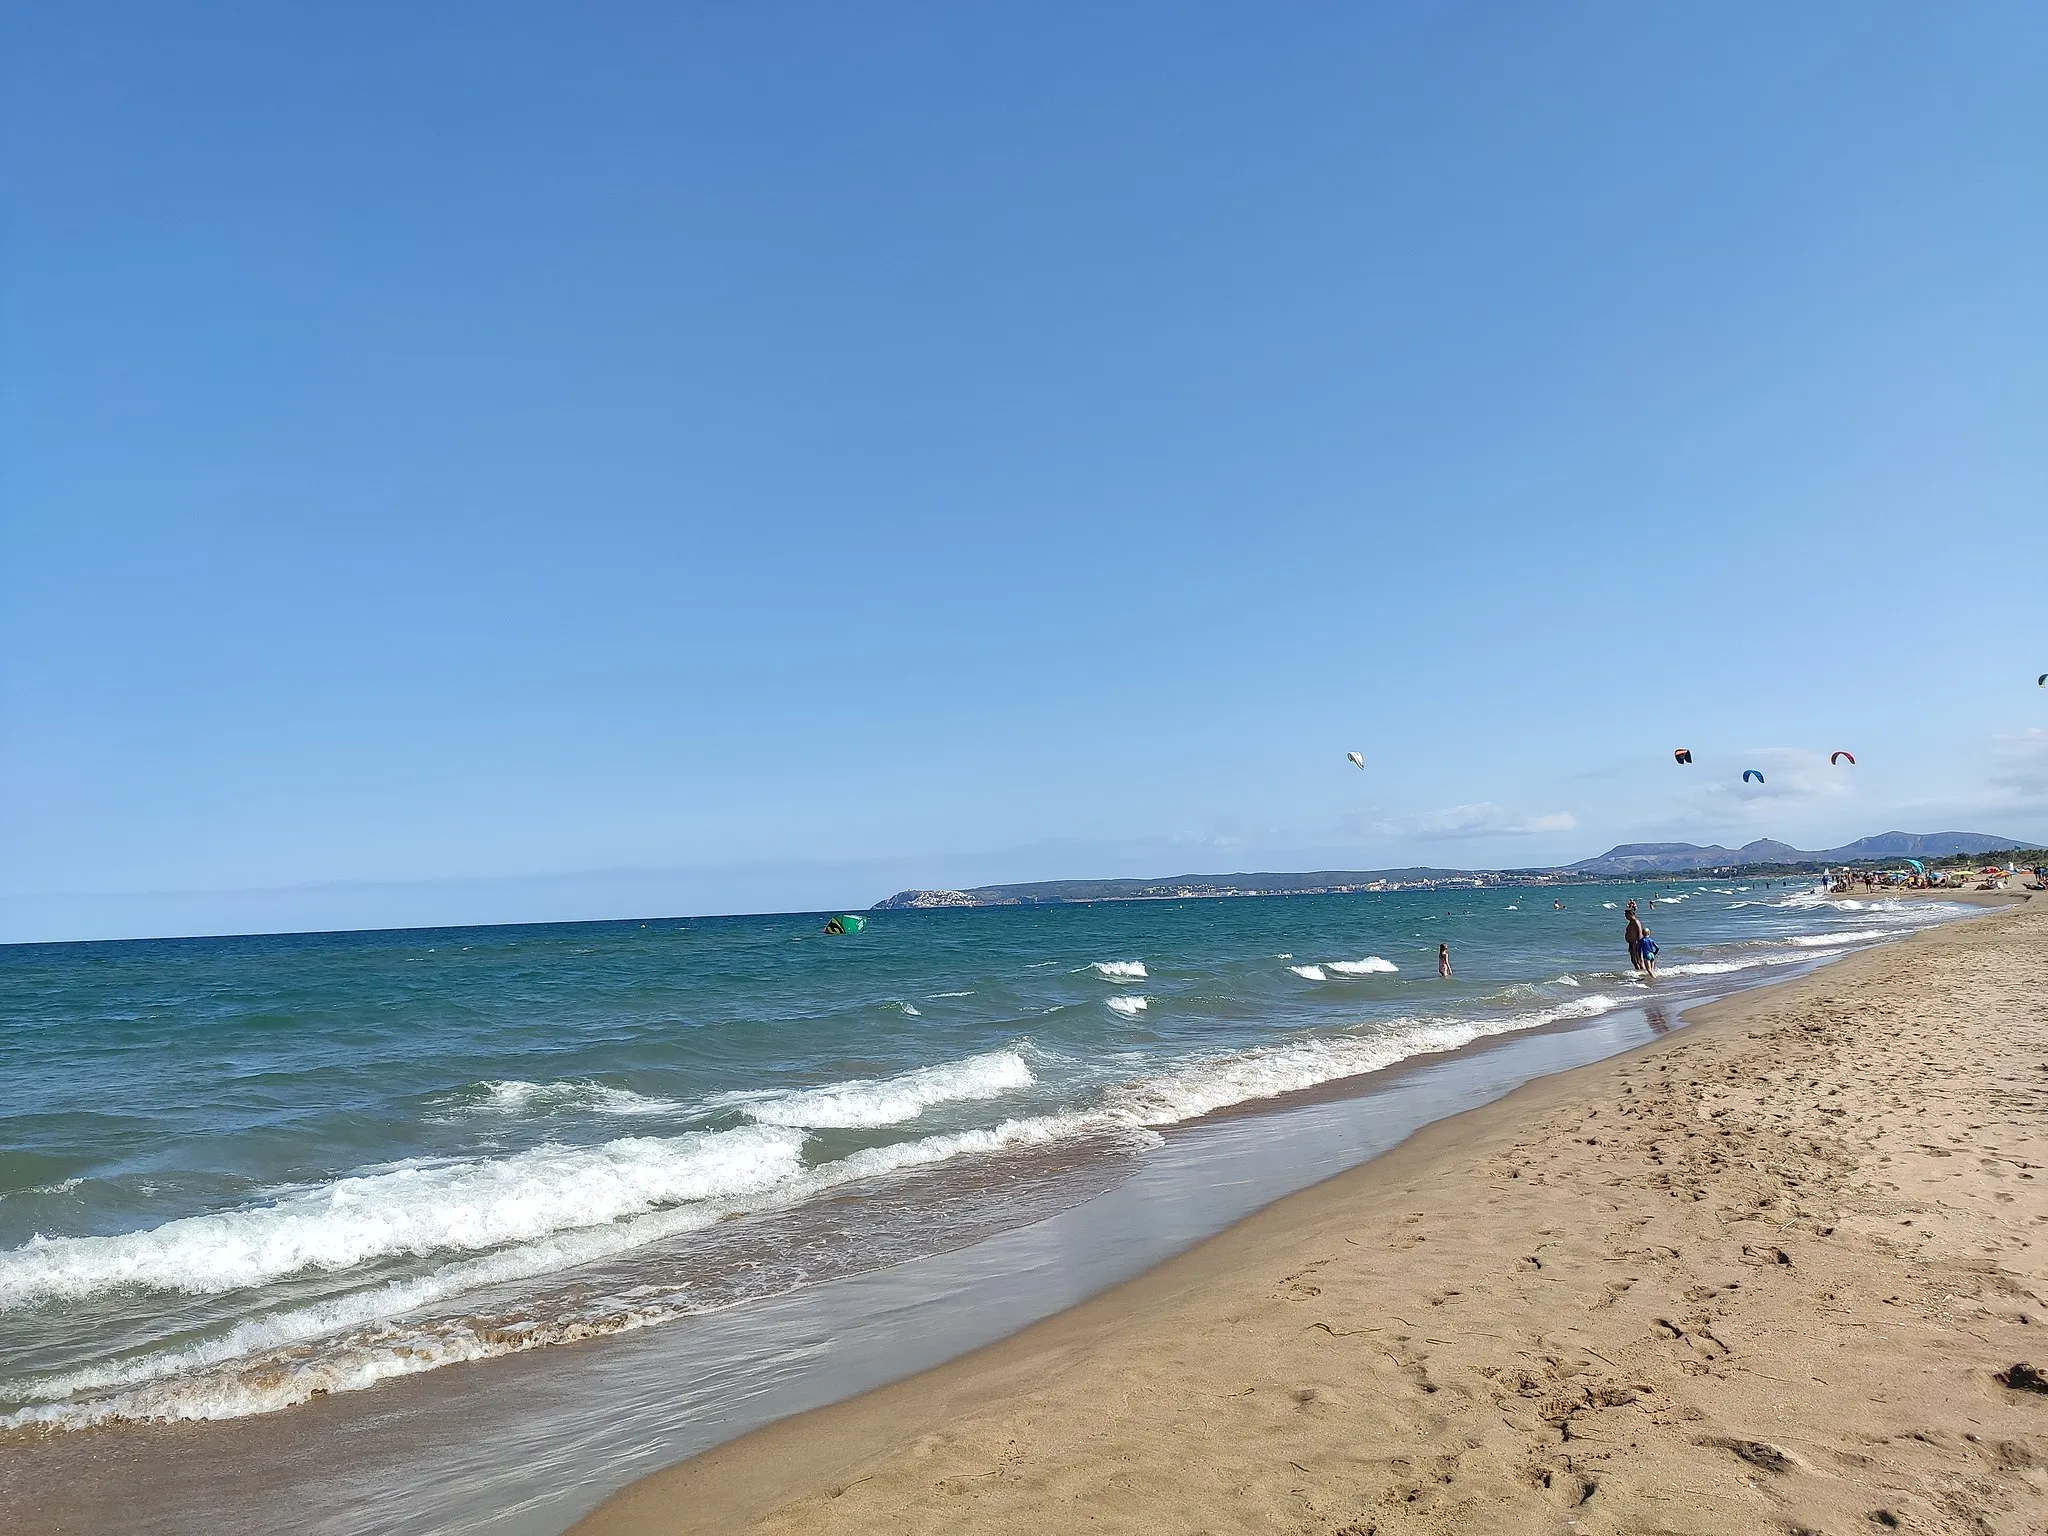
1743, 769, 1765, 785
1346, 752, 1366, 770
1673, 748, 1693, 765
1830, 751, 1856, 766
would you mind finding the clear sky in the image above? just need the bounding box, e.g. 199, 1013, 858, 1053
4, 3, 2045, 941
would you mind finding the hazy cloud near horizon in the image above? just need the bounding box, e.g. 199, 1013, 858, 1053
1987, 730, 2048, 807
1370, 803, 1580, 840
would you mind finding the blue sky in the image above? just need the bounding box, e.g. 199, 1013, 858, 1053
4, 3, 2045, 941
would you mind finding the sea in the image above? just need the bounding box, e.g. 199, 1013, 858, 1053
0, 880, 1967, 1446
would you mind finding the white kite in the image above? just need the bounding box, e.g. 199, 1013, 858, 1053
1346, 751, 1365, 770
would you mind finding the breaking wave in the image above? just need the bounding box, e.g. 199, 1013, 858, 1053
747, 1050, 1035, 1129
0, 1125, 810, 1310
1106, 995, 1622, 1127
435, 1080, 683, 1118
0, 1110, 1153, 1429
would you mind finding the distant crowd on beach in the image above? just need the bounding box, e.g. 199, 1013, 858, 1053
1831, 863, 2034, 894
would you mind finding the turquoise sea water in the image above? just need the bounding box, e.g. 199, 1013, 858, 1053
0, 881, 1965, 1432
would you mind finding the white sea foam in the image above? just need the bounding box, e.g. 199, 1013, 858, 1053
930, 991, 973, 998
1327, 956, 1398, 975
0, 1207, 720, 1416
899, 1003, 921, 1016
746, 1049, 1034, 1130
2, 1310, 669, 1429
1288, 964, 1328, 981
1543, 994, 1627, 1022
0, 1108, 1153, 1429
1091, 960, 1147, 980
1106, 995, 1622, 1126
1657, 959, 1764, 977
1105, 995, 1148, 1016
1772, 890, 1852, 909
1601, 902, 1617, 909
1785, 930, 1887, 948
447, 1080, 683, 1118
7, 1178, 85, 1199
0, 1125, 809, 1310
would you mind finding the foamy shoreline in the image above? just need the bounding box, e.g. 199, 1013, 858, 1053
572, 890, 2047, 1536
9, 885, 1922, 1437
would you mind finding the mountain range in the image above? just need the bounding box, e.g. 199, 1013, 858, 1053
872, 831, 2035, 908
1565, 831, 2022, 876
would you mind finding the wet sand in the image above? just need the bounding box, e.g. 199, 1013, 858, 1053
577, 893, 2048, 1535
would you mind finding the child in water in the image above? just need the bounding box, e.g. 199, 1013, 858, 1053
1624, 901, 1657, 981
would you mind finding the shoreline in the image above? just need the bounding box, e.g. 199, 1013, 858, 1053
0, 981, 1716, 1534
574, 893, 2046, 1535
0, 896, 2023, 1533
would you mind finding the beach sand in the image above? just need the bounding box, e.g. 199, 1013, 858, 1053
575, 894, 2048, 1536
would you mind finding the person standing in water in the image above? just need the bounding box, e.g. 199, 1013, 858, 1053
1438, 943, 1452, 979
1624, 900, 1656, 980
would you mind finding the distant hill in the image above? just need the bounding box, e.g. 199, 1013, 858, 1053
873, 868, 1476, 909
871, 831, 2038, 909
1567, 831, 2024, 876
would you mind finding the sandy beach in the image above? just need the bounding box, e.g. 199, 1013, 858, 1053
576, 893, 2048, 1536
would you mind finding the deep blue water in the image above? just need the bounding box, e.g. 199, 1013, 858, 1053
0, 880, 1964, 1431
